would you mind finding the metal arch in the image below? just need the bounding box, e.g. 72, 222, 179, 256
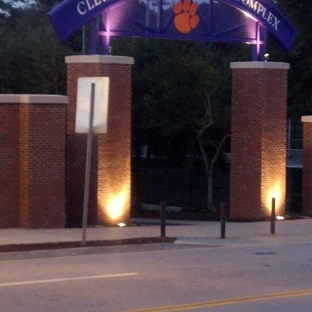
94, 0, 268, 59
48, 0, 133, 41
219, 0, 296, 51
48, 0, 296, 60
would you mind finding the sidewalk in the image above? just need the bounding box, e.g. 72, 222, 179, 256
0, 218, 310, 269
0, 218, 311, 247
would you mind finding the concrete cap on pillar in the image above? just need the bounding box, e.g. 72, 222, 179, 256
230, 62, 290, 70
301, 116, 312, 123
0, 94, 68, 104
65, 55, 134, 65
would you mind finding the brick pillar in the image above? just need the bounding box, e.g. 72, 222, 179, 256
230, 62, 289, 220
0, 97, 20, 227
0, 95, 67, 228
301, 116, 312, 216
66, 55, 134, 226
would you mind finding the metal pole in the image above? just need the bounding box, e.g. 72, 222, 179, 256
220, 202, 226, 239
160, 201, 166, 238
82, 25, 86, 55
146, 0, 150, 27
82, 83, 96, 246
90, 17, 98, 55
270, 197, 276, 235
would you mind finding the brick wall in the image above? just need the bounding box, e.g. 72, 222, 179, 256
301, 117, 312, 215
0, 95, 67, 228
66, 55, 134, 227
230, 62, 289, 220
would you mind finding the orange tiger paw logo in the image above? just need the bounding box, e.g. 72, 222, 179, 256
173, 0, 200, 34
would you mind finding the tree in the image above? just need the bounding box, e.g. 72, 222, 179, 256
112, 37, 246, 210
0, 0, 77, 94
113, 37, 243, 157
197, 93, 230, 211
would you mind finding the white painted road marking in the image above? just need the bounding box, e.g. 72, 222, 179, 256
0, 272, 137, 287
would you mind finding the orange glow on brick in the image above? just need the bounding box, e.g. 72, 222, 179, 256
105, 186, 129, 221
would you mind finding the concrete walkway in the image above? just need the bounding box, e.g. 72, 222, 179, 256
0, 218, 311, 247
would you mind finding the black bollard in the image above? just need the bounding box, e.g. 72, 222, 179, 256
220, 202, 227, 239
160, 201, 166, 237
270, 197, 276, 235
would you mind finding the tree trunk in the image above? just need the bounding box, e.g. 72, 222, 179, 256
207, 163, 214, 211
198, 131, 229, 211
196, 93, 229, 212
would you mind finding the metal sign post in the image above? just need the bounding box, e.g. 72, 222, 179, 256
76, 77, 109, 245
82, 83, 95, 246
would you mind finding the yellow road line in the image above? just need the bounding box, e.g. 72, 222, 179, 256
117, 289, 312, 312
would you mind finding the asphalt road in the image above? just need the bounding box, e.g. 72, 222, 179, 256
1, 238, 312, 312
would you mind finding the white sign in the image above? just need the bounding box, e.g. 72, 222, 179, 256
75, 77, 109, 133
